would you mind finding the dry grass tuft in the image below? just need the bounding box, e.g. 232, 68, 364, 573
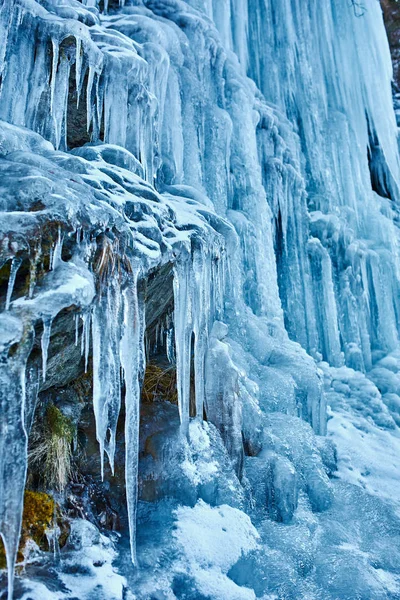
142, 362, 178, 404
94, 236, 119, 284
29, 404, 75, 492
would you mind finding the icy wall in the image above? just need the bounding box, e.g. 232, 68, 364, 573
1, 0, 400, 598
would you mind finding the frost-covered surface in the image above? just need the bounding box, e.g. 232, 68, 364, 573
1, 0, 400, 598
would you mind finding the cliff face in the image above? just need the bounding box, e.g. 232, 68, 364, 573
1, 1, 400, 599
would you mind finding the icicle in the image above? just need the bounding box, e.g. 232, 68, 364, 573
50, 39, 59, 114
45, 503, 60, 561
94, 68, 105, 142
173, 257, 193, 434
84, 310, 91, 373
80, 313, 85, 356
166, 327, 174, 364
120, 269, 145, 566
51, 229, 63, 271
308, 239, 343, 366
160, 323, 165, 350
154, 322, 159, 355
75, 313, 79, 346
192, 248, 209, 420
92, 277, 122, 478
215, 247, 226, 319
80, 311, 91, 361
86, 65, 95, 132
41, 316, 52, 382
5, 257, 22, 310
0, 318, 34, 600
75, 37, 82, 107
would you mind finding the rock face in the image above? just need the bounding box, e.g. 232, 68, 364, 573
1, 1, 400, 599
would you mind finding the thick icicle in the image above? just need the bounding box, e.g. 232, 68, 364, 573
120, 269, 145, 566
50, 39, 59, 114
86, 65, 95, 133
192, 247, 211, 420
75, 36, 82, 107
92, 277, 122, 478
173, 256, 193, 434
0, 316, 34, 600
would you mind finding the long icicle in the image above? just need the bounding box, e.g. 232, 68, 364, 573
50, 39, 59, 115
173, 256, 193, 435
41, 316, 53, 382
193, 246, 215, 420
92, 277, 122, 479
5, 257, 22, 311
120, 268, 145, 566
0, 321, 34, 600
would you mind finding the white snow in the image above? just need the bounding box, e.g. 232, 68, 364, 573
173, 500, 258, 600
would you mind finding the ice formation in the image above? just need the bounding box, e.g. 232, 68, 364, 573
1, 0, 400, 598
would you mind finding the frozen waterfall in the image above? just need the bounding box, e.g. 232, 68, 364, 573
1, 0, 400, 598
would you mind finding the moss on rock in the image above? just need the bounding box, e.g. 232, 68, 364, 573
46, 404, 75, 441
0, 490, 70, 569
21, 490, 55, 550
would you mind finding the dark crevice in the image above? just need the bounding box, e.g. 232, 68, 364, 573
274, 208, 291, 335
366, 113, 394, 200
67, 66, 92, 150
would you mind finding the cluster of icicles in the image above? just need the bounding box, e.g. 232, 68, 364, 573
0, 231, 227, 600
1, 0, 167, 182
